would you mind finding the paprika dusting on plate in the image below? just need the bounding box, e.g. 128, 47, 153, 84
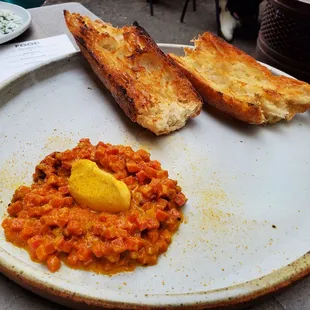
2, 139, 187, 274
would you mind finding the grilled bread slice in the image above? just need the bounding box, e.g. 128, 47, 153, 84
64, 11, 203, 135
168, 32, 310, 124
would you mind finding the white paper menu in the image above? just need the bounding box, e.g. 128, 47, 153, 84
0, 34, 77, 83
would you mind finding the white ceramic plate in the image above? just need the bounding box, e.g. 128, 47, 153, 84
0, 1, 31, 44
0, 44, 310, 309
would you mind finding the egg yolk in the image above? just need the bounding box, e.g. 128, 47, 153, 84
68, 159, 131, 213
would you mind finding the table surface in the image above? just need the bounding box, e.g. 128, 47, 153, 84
0, 2, 310, 310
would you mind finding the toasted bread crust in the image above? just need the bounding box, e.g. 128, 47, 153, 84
169, 32, 310, 124
64, 11, 203, 135
76, 41, 138, 122
170, 59, 265, 124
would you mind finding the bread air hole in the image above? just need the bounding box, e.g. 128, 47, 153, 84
135, 53, 161, 72
99, 37, 119, 53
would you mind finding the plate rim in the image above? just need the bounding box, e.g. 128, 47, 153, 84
0, 44, 308, 309
0, 1, 32, 45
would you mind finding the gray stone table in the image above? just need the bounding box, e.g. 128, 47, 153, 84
0, 2, 309, 310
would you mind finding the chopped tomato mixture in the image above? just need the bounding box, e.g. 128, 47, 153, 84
2, 139, 187, 274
